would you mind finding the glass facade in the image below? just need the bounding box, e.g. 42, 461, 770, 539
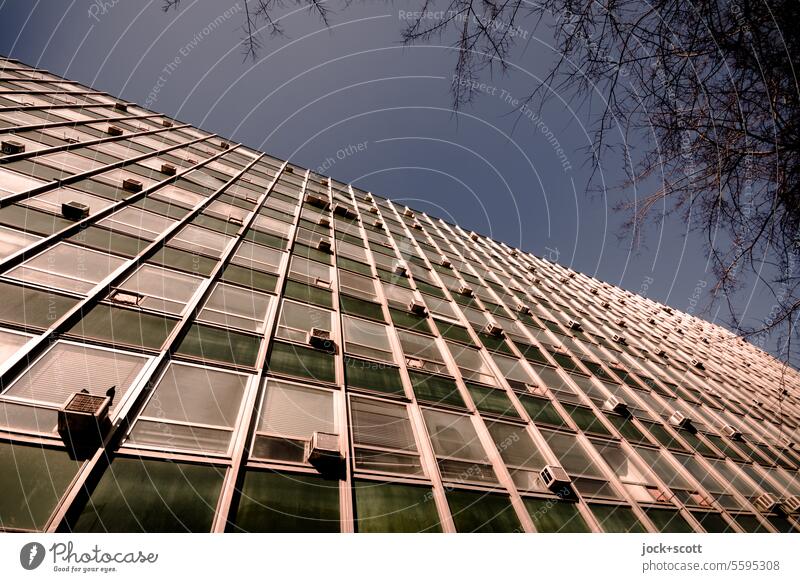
0, 56, 799, 533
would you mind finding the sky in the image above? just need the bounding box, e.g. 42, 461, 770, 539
0, 0, 784, 357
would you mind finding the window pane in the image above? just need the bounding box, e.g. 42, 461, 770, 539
590, 503, 646, 533
197, 282, 272, 333
267, 342, 335, 382
117, 264, 203, 315
257, 380, 334, 442
446, 490, 521, 533
129, 363, 248, 452
350, 396, 416, 451
231, 241, 283, 273
524, 498, 591, 533
7, 242, 126, 294
540, 430, 605, 478
98, 207, 176, 240
276, 299, 332, 343
422, 409, 489, 461
170, 224, 232, 258
486, 421, 546, 469
4, 341, 148, 411
0, 442, 81, 531
229, 471, 340, 532
645, 508, 695, 532
0, 328, 32, 363
354, 480, 441, 532
176, 324, 261, 367
70, 457, 223, 532
0, 224, 40, 260
343, 316, 395, 362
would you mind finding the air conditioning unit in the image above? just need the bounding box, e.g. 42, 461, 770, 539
722, 424, 742, 440
317, 216, 331, 227
611, 333, 627, 345
316, 238, 332, 253
559, 277, 568, 284
61, 201, 90, 221
411, 221, 423, 230
590, 288, 599, 295
373, 220, 384, 229
780, 436, 795, 448
406, 357, 424, 369
484, 322, 504, 337
567, 319, 583, 331
307, 328, 335, 352
333, 203, 355, 218
469, 231, 479, 241
690, 359, 706, 370
284, 166, 294, 173
604, 395, 630, 416
107, 125, 123, 136
1, 140, 25, 155
161, 119, 173, 127
615, 318, 627, 327
782, 495, 800, 513
403, 208, 415, 218
539, 465, 572, 492
394, 260, 408, 275
440, 256, 452, 268
669, 411, 693, 430
57, 391, 111, 448
220, 140, 231, 150
110, 290, 143, 307
652, 346, 668, 357
459, 285, 474, 297
754, 493, 780, 513
647, 317, 657, 325
304, 431, 343, 473
601, 301, 611, 309
113, 101, 128, 111
409, 300, 427, 316
161, 163, 177, 176
227, 215, 244, 227
516, 303, 531, 315
122, 178, 142, 193
304, 193, 330, 210
368, 205, 379, 214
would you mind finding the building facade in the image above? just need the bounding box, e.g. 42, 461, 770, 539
0, 56, 799, 533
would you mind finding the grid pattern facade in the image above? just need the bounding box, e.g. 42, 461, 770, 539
1, 56, 799, 533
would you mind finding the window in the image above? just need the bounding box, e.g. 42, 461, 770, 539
268, 341, 336, 382
354, 480, 441, 532
114, 264, 203, 315
288, 255, 332, 286
7, 242, 126, 294
0, 441, 82, 531
644, 507, 695, 532
422, 409, 497, 484
595, 441, 668, 504
539, 429, 618, 498
0, 328, 32, 364
176, 323, 261, 367
447, 342, 496, 384
0, 225, 40, 260
229, 471, 340, 532
342, 316, 395, 363
22, 187, 114, 217
98, 207, 176, 240
486, 420, 547, 490
634, 446, 711, 507
407, 371, 465, 407
589, 503, 646, 533
69, 457, 223, 532
524, 498, 591, 532
466, 383, 519, 417
3, 341, 149, 412
350, 396, 422, 475
344, 357, 405, 396
170, 224, 233, 258
393, 329, 442, 367
252, 379, 335, 462
69, 304, 177, 350
674, 453, 742, 509
231, 241, 284, 274
151, 184, 207, 208
491, 353, 534, 384
128, 363, 249, 453
197, 282, 273, 333
446, 490, 521, 533
339, 270, 378, 301
0, 167, 47, 196
276, 299, 333, 343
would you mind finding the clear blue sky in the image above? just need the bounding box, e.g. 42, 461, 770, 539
0, 0, 782, 356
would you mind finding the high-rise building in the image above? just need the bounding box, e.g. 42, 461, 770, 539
0, 55, 799, 534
